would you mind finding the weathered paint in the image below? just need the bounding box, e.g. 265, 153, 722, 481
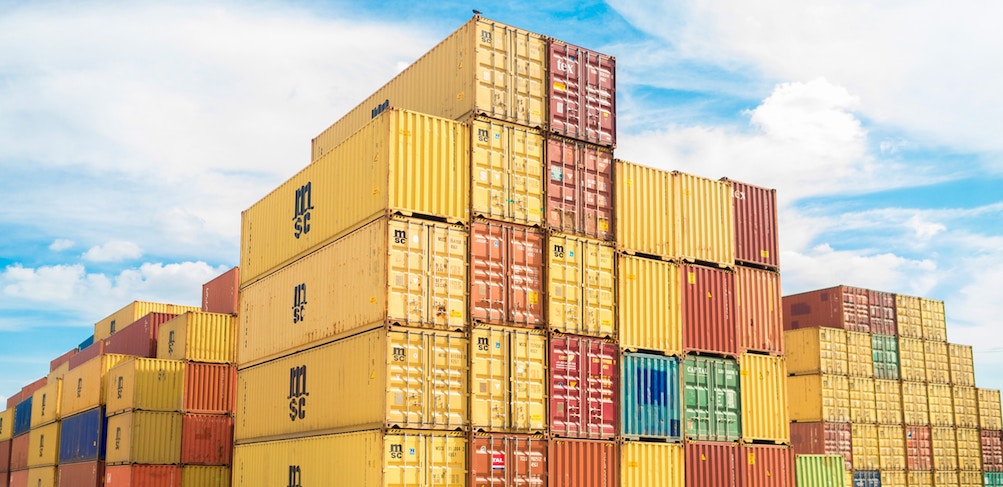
683, 355, 740, 442
620, 352, 680, 441
549, 334, 617, 439
617, 255, 681, 356
470, 325, 547, 433
784, 328, 847, 376
739, 353, 789, 443
735, 266, 783, 356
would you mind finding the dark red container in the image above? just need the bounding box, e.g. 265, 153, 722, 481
682, 264, 736, 356
548, 438, 618, 487
103, 312, 177, 358
867, 289, 897, 335
469, 433, 547, 487
685, 441, 740, 487
7, 470, 24, 487
0, 440, 9, 473
549, 334, 618, 439
983, 429, 1003, 472
790, 421, 852, 472
58, 461, 104, 487
6, 378, 47, 409
469, 220, 546, 328
181, 414, 233, 465
50, 349, 78, 372
545, 136, 614, 241
736, 266, 783, 355
8, 435, 27, 472
202, 267, 239, 315
741, 444, 794, 487
782, 285, 870, 332
184, 363, 236, 414
728, 179, 779, 270
68, 341, 105, 370
905, 425, 933, 470
104, 465, 181, 487
547, 40, 615, 148
1, 471, 8, 487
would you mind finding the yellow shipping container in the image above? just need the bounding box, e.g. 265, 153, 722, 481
311, 16, 546, 160
908, 471, 933, 487
27, 467, 57, 487
621, 441, 683, 487
927, 383, 954, 427
958, 471, 982, 487
948, 344, 975, 387
920, 298, 947, 342
106, 411, 182, 465
237, 215, 467, 368
896, 294, 923, 339
848, 377, 877, 424
875, 378, 903, 424
740, 354, 789, 443
788, 374, 850, 423
933, 471, 958, 487
157, 312, 236, 363
30, 378, 61, 428
784, 328, 847, 376
105, 358, 184, 415
235, 327, 467, 443
94, 300, 200, 341
931, 426, 958, 470
232, 429, 466, 487
955, 427, 981, 471
27, 421, 60, 467
979, 388, 1003, 430
183, 466, 231, 487
952, 386, 978, 429
898, 337, 926, 382
470, 325, 547, 433
901, 380, 930, 426
243, 109, 470, 288
845, 331, 874, 377
878, 424, 906, 470
48, 361, 69, 381
617, 255, 681, 355
851, 422, 879, 469
59, 354, 131, 417
547, 232, 615, 338
883, 470, 907, 487
470, 117, 545, 225
0, 407, 12, 441
924, 341, 950, 384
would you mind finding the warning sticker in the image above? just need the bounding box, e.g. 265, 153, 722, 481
492, 452, 505, 470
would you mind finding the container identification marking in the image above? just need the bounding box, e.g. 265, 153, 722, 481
293, 283, 307, 324
288, 365, 309, 421
293, 182, 314, 239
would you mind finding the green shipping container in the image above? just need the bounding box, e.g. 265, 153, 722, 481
986, 472, 1003, 487
795, 454, 846, 487
871, 334, 900, 380
683, 355, 740, 442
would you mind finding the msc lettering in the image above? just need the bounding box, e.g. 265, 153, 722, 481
293, 182, 315, 239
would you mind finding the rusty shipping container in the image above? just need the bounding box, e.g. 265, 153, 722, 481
620, 352, 681, 441
898, 337, 927, 383
26, 422, 59, 467
782, 285, 870, 332
845, 331, 873, 378
948, 344, 976, 387
867, 290, 897, 335
185, 363, 236, 415
104, 465, 181, 487
895, 294, 923, 338
681, 265, 736, 356
793, 454, 846, 487
181, 414, 233, 466
956, 427, 981, 471
468, 433, 546, 487
105, 411, 182, 465
237, 215, 467, 367
469, 116, 545, 226
548, 438, 618, 487
182, 466, 230, 487
931, 425, 958, 470
620, 441, 682, 487
920, 298, 947, 342
103, 312, 177, 358
94, 301, 200, 342
549, 334, 617, 439
546, 233, 615, 338
685, 441, 739, 487
202, 267, 239, 315
728, 179, 779, 270
157, 312, 236, 364
872, 334, 900, 380
684, 355, 741, 442
469, 220, 546, 328
741, 444, 793, 487
785, 327, 847, 376
851, 423, 879, 469
60, 354, 131, 418
546, 135, 614, 240
470, 325, 547, 434
847, 377, 877, 424
924, 341, 950, 384
878, 424, 906, 470
57, 461, 104, 487
927, 383, 954, 427
9, 434, 28, 471
617, 255, 681, 356
1, 440, 9, 472
29, 378, 61, 428
906, 425, 933, 470
548, 39, 616, 147
740, 353, 789, 443
735, 266, 782, 355
105, 358, 184, 415
902, 380, 930, 426
788, 374, 850, 423
874, 378, 903, 425
980, 389, 1003, 430
983, 429, 1003, 472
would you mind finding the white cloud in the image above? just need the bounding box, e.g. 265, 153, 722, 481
82, 241, 143, 263
49, 239, 74, 251
906, 214, 946, 240
780, 244, 938, 297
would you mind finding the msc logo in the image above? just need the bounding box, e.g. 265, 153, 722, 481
288, 365, 309, 422
392, 346, 406, 362
40, 393, 47, 417
292, 283, 307, 324
288, 465, 304, 487
371, 99, 390, 119
393, 229, 407, 245
553, 245, 565, 258
168, 330, 176, 355
114, 427, 122, 450
477, 336, 490, 352
38, 434, 44, 457
389, 443, 403, 459
117, 377, 124, 399
293, 182, 315, 239
76, 378, 83, 398
477, 128, 489, 143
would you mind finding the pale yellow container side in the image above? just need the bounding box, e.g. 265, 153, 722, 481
952, 386, 978, 429
878, 424, 906, 470
933, 471, 958, 487
978, 388, 1003, 430
959, 471, 983, 487
27, 467, 57, 487
30, 377, 62, 428
617, 255, 681, 355
920, 298, 947, 342
243, 109, 471, 288
930, 425, 958, 470
547, 233, 615, 338
615, 160, 674, 258
182, 466, 231, 487
924, 340, 950, 384
94, 301, 201, 341
106, 411, 182, 465
157, 312, 236, 363
955, 427, 982, 471
898, 337, 926, 383
874, 378, 904, 425
848, 377, 876, 424
48, 361, 69, 382
901, 380, 930, 426
895, 294, 923, 339
59, 354, 131, 417
0, 408, 12, 441
311, 17, 546, 160
927, 383, 955, 427
105, 358, 184, 414
27, 421, 60, 467
845, 331, 874, 377
673, 171, 735, 266
851, 423, 879, 470
788, 374, 849, 423
948, 343, 976, 387
470, 117, 545, 225
620, 442, 684, 487
882, 470, 906, 487
469, 325, 548, 432
784, 328, 847, 376
908, 471, 933, 487
740, 354, 790, 443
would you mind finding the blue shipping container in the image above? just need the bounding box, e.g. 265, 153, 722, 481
621, 352, 681, 440
78, 334, 95, 351
13, 396, 32, 437
853, 470, 881, 487
59, 406, 107, 463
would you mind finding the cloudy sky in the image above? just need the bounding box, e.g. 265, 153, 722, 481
2, 0, 1001, 402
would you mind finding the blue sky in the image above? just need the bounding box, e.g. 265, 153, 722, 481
1, 0, 1002, 402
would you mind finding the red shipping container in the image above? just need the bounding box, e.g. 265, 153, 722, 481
8, 435, 27, 472
184, 363, 236, 414
68, 341, 106, 370
202, 267, 239, 315
685, 441, 740, 487
735, 266, 783, 355
682, 265, 736, 356
103, 312, 177, 358
983, 429, 1003, 472
906, 425, 933, 471
782, 285, 870, 332
469, 220, 546, 328
0, 440, 9, 473
104, 465, 181, 487
549, 334, 618, 439
10, 378, 47, 409
545, 136, 614, 241
868, 290, 897, 335
547, 40, 616, 148
469, 433, 547, 487
728, 179, 779, 270
181, 414, 233, 466
58, 461, 104, 487
50, 349, 78, 373
1, 471, 7, 487
548, 438, 618, 487
741, 444, 794, 487
7, 470, 25, 487
790, 422, 852, 472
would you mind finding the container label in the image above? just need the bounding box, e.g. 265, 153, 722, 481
492, 452, 505, 469
293, 182, 315, 239
288, 365, 309, 422
292, 283, 307, 324
288, 465, 303, 487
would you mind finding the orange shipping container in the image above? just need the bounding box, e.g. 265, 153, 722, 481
685, 441, 740, 487
468, 433, 546, 487
868, 290, 897, 335
789, 421, 853, 472
741, 444, 793, 487
681, 265, 736, 357
548, 39, 616, 147
104, 465, 182, 487
782, 285, 870, 332
549, 438, 619, 487
906, 425, 933, 471
181, 414, 233, 466
184, 363, 236, 414
469, 220, 545, 328
202, 267, 239, 315
735, 266, 783, 355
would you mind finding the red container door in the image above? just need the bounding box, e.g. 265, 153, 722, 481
549, 335, 618, 439
735, 266, 783, 355
57, 461, 105, 487
741, 444, 794, 487
789, 422, 852, 472
470, 220, 545, 328
202, 267, 239, 315
104, 465, 181, 487
184, 363, 236, 414
546, 138, 613, 241
469, 433, 547, 487
983, 430, 1003, 472
685, 441, 740, 487
906, 425, 933, 470
730, 180, 779, 270
681, 265, 736, 356
549, 438, 618, 487
181, 414, 234, 465
548, 41, 615, 148
868, 290, 897, 335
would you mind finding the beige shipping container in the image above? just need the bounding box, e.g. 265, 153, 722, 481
237, 215, 468, 367
235, 327, 467, 443
948, 344, 975, 387
927, 383, 954, 427
27, 467, 58, 487
848, 377, 877, 424
784, 328, 847, 376
931, 426, 958, 470
105, 358, 184, 415
898, 337, 926, 382
157, 312, 236, 363
902, 380, 930, 426
924, 340, 950, 384
94, 300, 200, 341
232, 429, 467, 487
920, 298, 947, 342
244, 109, 470, 288
952, 386, 978, 429
908, 471, 933, 487
955, 427, 982, 471
979, 388, 1002, 430
933, 471, 958, 487
845, 331, 873, 377
183, 466, 231, 487
740, 354, 790, 443
878, 424, 906, 470
470, 117, 545, 226
852, 422, 879, 469
875, 378, 904, 425
788, 374, 850, 423
0, 407, 12, 441
895, 294, 922, 339
311, 16, 546, 160
106, 411, 182, 465
883, 470, 907, 487
617, 254, 681, 355
27, 421, 60, 467
621, 441, 683, 487
547, 232, 615, 338
470, 325, 547, 433
48, 360, 69, 381
30, 377, 61, 428
60, 354, 131, 418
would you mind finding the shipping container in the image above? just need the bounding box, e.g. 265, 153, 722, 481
883, 470, 907, 487
202, 267, 239, 315
105, 411, 182, 465
984, 429, 1003, 472
12, 399, 31, 438
782, 286, 870, 332
469, 220, 546, 327
94, 301, 200, 342
867, 290, 897, 335
0, 440, 9, 473
845, 331, 874, 378
874, 379, 903, 425
955, 427, 981, 471
927, 383, 954, 427
948, 344, 975, 387
59, 407, 106, 464
545, 136, 614, 240
872, 334, 900, 381
924, 341, 950, 384
49, 361, 69, 383
620, 352, 680, 441
848, 377, 877, 424
69, 340, 109, 371
905, 425, 932, 470
930, 426, 957, 470
621, 442, 683, 487
727, 179, 779, 270
9, 434, 27, 471
735, 266, 783, 355
25, 467, 56, 487
902, 381, 930, 426
468, 433, 546, 487
547, 233, 615, 338
853, 471, 881, 487
26, 422, 59, 467
181, 414, 233, 466
236, 327, 467, 442
788, 374, 850, 423
50, 349, 77, 374
232, 429, 466, 487
182, 466, 230, 487
57, 460, 104, 487
851, 423, 879, 469
470, 116, 545, 226
103, 312, 178, 358
104, 465, 181, 487
30, 379, 61, 428
5, 471, 18, 487
741, 444, 793, 487
105, 358, 184, 415
548, 39, 616, 147
790, 422, 853, 472
684, 355, 740, 442
157, 312, 236, 363
681, 265, 736, 356
958, 471, 981, 487
898, 338, 927, 383
685, 441, 739, 487
740, 353, 789, 443
1, 408, 12, 442
785, 328, 847, 376
979, 389, 1003, 430
919, 298, 946, 342
549, 334, 617, 439
184, 363, 236, 415
933, 470, 957, 487
77, 335, 94, 352
988, 473, 1003, 487
59, 354, 131, 418
471, 325, 547, 434
311, 15, 547, 160
894, 294, 922, 338
793, 454, 845, 487
617, 255, 681, 355
878, 424, 906, 470
237, 215, 467, 367
550, 438, 618, 487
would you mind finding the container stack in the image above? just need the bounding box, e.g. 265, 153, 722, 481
5, 379, 48, 487
1, 406, 11, 487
